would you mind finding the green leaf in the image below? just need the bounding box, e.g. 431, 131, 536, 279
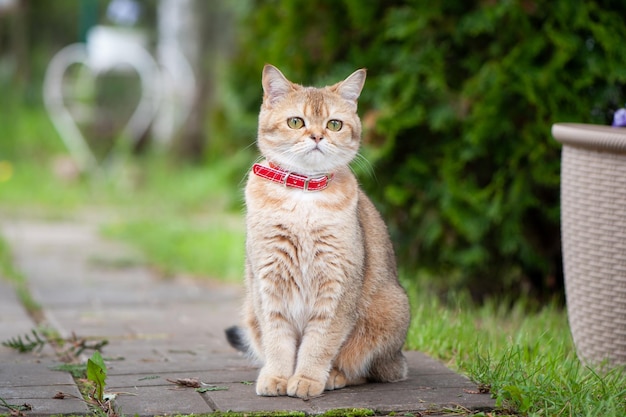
86, 351, 107, 402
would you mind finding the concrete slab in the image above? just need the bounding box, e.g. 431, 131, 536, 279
113, 385, 213, 416
0, 364, 89, 415
200, 351, 493, 415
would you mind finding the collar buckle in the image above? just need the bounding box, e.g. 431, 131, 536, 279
282, 171, 292, 187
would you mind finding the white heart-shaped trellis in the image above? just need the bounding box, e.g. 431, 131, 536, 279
43, 27, 162, 172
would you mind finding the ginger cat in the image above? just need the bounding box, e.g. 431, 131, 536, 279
226, 64, 410, 399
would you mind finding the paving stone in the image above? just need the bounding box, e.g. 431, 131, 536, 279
306, 386, 488, 415
0, 363, 89, 415
202, 351, 493, 415
107, 367, 258, 389
112, 385, 213, 416
0, 363, 71, 388
0, 396, 89, 417
105, 351, 253, 374
205, 382, 319, 414
104, 352, 252, 376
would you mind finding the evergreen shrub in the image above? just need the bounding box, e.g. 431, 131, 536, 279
224, 0, 626, 298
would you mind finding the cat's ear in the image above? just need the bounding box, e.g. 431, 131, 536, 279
262, 64, 294, 106
334, 69, 367, 104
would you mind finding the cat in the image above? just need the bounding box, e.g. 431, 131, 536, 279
225, 64, 410, 399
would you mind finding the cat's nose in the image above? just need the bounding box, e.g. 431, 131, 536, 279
310, 134, 324, 144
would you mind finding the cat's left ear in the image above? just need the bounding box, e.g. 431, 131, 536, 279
333, 69, 367, 104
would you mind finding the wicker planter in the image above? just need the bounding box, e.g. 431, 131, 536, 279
552, 123, 626, 367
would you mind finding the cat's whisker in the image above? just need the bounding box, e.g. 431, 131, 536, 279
239, 155, 266, 187
243, 140, 259, 152
351, 153, 377, 182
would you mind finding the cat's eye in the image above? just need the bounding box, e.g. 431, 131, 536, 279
326, 119, 343, 132
287, 117, 305, 129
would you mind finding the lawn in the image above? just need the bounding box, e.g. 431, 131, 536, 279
1, 106, 624, 417
404, 284, 626, 416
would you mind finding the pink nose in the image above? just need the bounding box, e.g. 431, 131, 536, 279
310, 134, 323, 144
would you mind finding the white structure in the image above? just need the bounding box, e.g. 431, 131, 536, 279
43, 0, 197, 172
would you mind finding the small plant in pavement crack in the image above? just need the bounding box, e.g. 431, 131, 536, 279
0, 396, 32, 417
75, 351, 118, 417
50, 352, 118, 417
87, 351, 108, 403
2, 328, 108, 359
1, 329, 46, 353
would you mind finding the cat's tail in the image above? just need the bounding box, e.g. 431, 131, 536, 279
225, 325, 248, 353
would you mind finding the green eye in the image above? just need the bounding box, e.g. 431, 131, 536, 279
287, 117, 304, 129
326, 119, 343, 132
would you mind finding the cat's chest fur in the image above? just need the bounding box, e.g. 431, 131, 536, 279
245, 168, 365, 327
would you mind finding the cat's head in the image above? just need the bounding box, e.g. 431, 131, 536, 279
257, 65, 366, 175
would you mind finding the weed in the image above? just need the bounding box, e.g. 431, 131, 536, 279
2, 328, 108, 360
51, 354, 118, 415
0, 236, 42, 320
0, 396, 32, 416
1, 329, 46, 353
87, 351, 107, 403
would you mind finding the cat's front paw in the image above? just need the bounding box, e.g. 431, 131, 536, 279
256, 372, 288, 396
287, 374, 325, 399
325, 368, 347, 390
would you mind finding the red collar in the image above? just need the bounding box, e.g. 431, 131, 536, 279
252, 162, 334, 191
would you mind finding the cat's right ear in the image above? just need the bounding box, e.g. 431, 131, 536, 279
262, 64, 294, 107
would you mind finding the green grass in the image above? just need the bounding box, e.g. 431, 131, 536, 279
403, 282, 626, 416
0, 234, 42, 319
103, 216, 245, 281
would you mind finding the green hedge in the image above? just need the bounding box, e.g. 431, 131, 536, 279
222, 0, 626, 297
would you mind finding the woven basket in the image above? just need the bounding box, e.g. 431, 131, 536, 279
552, 123, 626, 367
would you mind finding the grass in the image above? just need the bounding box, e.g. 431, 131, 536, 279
1, 103, 625, 417
403, 283, 626, 416
0, 234, 43, 320
102, 216, 245, 281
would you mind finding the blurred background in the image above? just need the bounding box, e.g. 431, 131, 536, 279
2, 0, 626, 303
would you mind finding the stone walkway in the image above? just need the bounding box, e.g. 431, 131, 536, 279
0, 219, 494, 416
